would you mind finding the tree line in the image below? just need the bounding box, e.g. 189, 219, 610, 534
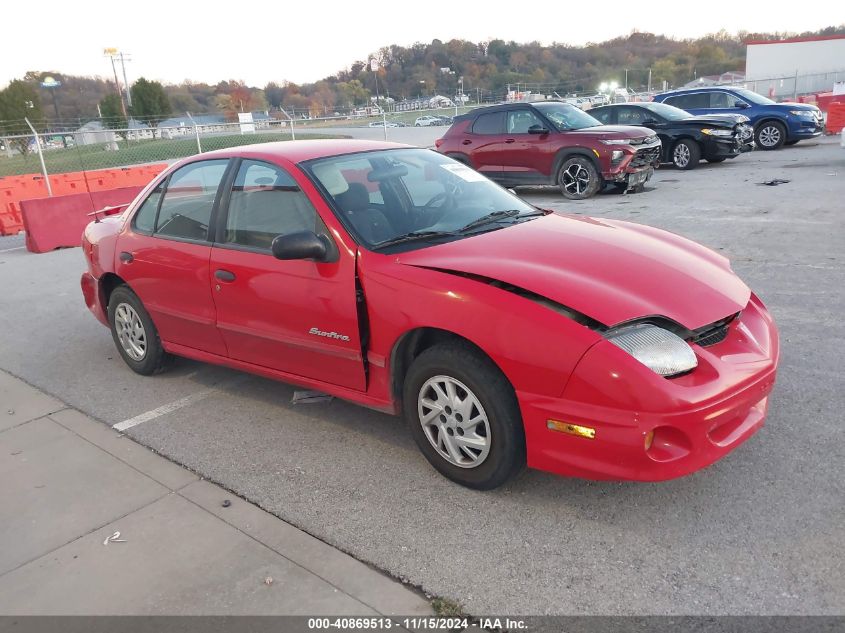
2, 26, 843, 133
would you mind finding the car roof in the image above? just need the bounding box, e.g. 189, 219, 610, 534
656, 86, 740, 97
200, 139, 410, 164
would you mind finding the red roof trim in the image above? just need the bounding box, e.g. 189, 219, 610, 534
745, 34, 845, 46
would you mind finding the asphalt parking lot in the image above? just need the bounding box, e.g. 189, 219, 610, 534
0, 137, 843, 616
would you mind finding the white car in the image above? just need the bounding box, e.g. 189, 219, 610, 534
415, 115, 440, 127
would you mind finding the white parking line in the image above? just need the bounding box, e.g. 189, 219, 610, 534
112, 376, 247, 432
0, 246, 26, 253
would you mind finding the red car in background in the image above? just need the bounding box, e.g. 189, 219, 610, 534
81, 140, 778, 489
435, 101, 661, 199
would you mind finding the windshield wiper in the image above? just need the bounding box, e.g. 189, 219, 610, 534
458, 209, 522, 232
373, 230, 459, 249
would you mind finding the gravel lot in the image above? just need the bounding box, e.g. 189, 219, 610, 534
0, 135, 842, 616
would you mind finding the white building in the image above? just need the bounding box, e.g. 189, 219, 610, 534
745, 35, 845, 97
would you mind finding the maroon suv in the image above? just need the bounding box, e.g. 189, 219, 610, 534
435, 101, 661, 199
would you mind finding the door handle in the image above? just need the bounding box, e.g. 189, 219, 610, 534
215, 269, 236, 282
119, 251, 134, 263
461, 139, 472, 145
504, 138, 515, 144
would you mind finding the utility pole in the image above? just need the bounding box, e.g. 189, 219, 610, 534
625, 69, 629, 91
104, 48, 128, 118
648, 68, 652, 93
120, 52, 132, 108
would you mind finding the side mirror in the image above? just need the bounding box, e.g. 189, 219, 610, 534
271, 231, 329, 262
735, 101, 750, 109
528, 124, 549, 135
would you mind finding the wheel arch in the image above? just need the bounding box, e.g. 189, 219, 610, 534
389, 327, 510, 409
551, 147, 602, 179
99, 272, 128, 319
445, 152, 473, 167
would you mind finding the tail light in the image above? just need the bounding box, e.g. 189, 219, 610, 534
435, 138, 445, 148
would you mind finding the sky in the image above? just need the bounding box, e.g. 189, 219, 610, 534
1, 1, 843, 88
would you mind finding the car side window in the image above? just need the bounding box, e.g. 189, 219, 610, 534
472, 112, 505, 135
132, 183, 163, 234
154, 160, 228, 241
710, 92, 732, 108
617, 107, 647, 125
224, 160, 318, 250
666, 93, 708, 109
591, 108, 613, 124
506, 109, 545, 133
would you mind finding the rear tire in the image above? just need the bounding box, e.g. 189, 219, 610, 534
557, 156, 602, 200
755, 121, 786, 150
672, 139, 701, 170
108, 285, 171, 376
403, 344, 526, 490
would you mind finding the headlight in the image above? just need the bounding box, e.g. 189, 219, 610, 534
600, 139, 633, 145
611, 149, 624, 162
605, 324, 698, 377
701, 128, 733, 137
789, 110, 813, 117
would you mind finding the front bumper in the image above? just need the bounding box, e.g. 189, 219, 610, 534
788, 116, 824, 140
703, 136, 751, 159
603, 139, 662, 183
518, 293, 779, 481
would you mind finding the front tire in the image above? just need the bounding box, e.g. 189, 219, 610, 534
755, 121, 786, 150
557, 156, 602, 200
784, 140, 800, 146
672, 139, 701, 169
706, 156, 727, 163
108, 285, 171, 376
403, 344, 526, 490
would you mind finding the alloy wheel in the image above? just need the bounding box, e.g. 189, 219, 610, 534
417, 375, 491, 468
562, 163, 591, 195
673, 143, 691, 168
114, 302, 147, 361
759, 125, 781, 147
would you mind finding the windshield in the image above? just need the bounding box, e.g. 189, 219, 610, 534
533, 102, 602, 130
303, 148, 539, 251
638, 102, 691, 121
733, 88, 774, 105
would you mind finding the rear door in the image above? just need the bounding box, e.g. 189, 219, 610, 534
708, 90, 749, 116
462, 111, 506, 177
117, 159, 230, 356
208, 158, 365, 390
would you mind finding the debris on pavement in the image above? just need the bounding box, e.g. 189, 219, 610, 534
758, 179, 791, 186
291, 390, 333, 404
103, 531, 127, 545
264, 576, 273, 586
221, 499, 232, 508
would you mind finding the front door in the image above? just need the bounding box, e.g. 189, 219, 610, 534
209, 159, 366, 391
499, 108, 553, 182
117, 159, 230, 356
463, 110, 506, 177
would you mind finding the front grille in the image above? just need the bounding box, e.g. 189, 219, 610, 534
690, 313, 739, 347
736, 123, 753, 140
630, 144, 661, 168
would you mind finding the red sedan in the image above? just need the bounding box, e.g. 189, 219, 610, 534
81, 140, 779, 489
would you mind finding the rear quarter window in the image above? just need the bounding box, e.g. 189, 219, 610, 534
471, 112, 505, 135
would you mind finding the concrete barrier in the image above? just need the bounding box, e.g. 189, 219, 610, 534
20, 187, 142, 253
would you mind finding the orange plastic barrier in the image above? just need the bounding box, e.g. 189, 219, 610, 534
825, 102, 845, 135
0, 163, 166, 235
20, 186, 143, 253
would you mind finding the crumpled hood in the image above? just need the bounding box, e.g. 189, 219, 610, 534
573, 125, 654, 139
683, 113, 749, 127
396, 214, 750, 330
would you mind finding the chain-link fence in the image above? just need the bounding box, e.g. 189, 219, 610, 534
0, 105, 484, 181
